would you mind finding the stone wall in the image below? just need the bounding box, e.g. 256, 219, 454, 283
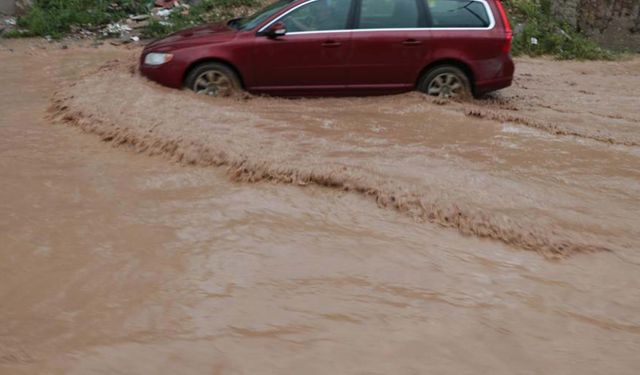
15, 0, 32, 16
0, 0, 16, 16
552, 0, 640, 51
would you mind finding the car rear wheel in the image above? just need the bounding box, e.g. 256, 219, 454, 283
418, 66, 471, 99
185, 62, 241, 97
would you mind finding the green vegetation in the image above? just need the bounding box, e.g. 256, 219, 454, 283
141, 0, 259, 39
8, 0, 258, 39
503, 0, 617, 60
14, 0, 148, 38
7, 0, 619, 60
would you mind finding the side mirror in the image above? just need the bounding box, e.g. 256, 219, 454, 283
266, 22, 287, 38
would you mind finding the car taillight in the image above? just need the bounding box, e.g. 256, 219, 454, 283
495, 0, 513, 53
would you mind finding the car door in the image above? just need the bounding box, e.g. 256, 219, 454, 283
250, 0, 354, 94
347, 0, 430, 91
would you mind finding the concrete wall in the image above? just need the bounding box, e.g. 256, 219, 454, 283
0, 0, 16, 16
552, 0, 640, 52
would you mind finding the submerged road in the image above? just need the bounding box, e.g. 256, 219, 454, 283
1, 39, 640, 374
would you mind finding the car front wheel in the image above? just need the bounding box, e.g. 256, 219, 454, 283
185, 62, 241, 97
418, 66, 471, 99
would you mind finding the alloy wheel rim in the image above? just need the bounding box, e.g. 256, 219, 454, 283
427, 73, 464, 98
194, 70, 233, 96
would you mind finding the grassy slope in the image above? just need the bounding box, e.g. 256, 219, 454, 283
503, 0, 616, 59
6, 0, 618, 60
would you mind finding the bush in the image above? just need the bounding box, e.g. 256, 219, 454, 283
141, 0, 259, 38
16, 0, 149, 38
10, 0, 618, 61
11, 0, 260, 39
503, 0, 616, 60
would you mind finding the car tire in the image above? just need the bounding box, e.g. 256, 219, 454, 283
418, 66, 472, 99
185, 62, 241, 97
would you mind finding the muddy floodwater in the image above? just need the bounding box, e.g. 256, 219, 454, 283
1, 39, 640, 374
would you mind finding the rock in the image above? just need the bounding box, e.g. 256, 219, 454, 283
513, 23, 525, 37
129, 14, 150, 21
15, 0, 33, 16
155, 8, 172, 18
103, 23, 133, 37
121, 38, 132, 44
135, 20, 149, 28
126, 19, 149, 29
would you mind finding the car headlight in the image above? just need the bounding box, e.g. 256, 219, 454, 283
144, 52, 173, 65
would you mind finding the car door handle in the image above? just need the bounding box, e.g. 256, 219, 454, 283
402, 39, 422, 46
321, 40, 342, 48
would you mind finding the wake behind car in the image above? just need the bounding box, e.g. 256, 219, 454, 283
140, 0, 514, 98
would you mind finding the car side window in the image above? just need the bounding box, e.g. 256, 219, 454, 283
358, 0, 420, 29
425, 0, 491, 28
280, 0, 351, 32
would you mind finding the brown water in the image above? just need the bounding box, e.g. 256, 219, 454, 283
1, 39, 640, 374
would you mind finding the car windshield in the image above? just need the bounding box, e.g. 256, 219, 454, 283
229, 0, 294, 30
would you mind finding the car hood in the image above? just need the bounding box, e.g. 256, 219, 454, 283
145, 23, 237, 51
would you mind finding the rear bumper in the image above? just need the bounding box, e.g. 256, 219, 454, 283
475, 76, 513, 95
474, 54, 515, 95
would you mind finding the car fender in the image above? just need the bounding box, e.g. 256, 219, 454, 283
420, 49, 477, 85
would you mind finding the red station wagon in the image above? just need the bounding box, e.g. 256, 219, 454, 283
140, 0, 514, 98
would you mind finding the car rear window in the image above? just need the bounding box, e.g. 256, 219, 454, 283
426, 0, 491, 28
358, 0, 420, 29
